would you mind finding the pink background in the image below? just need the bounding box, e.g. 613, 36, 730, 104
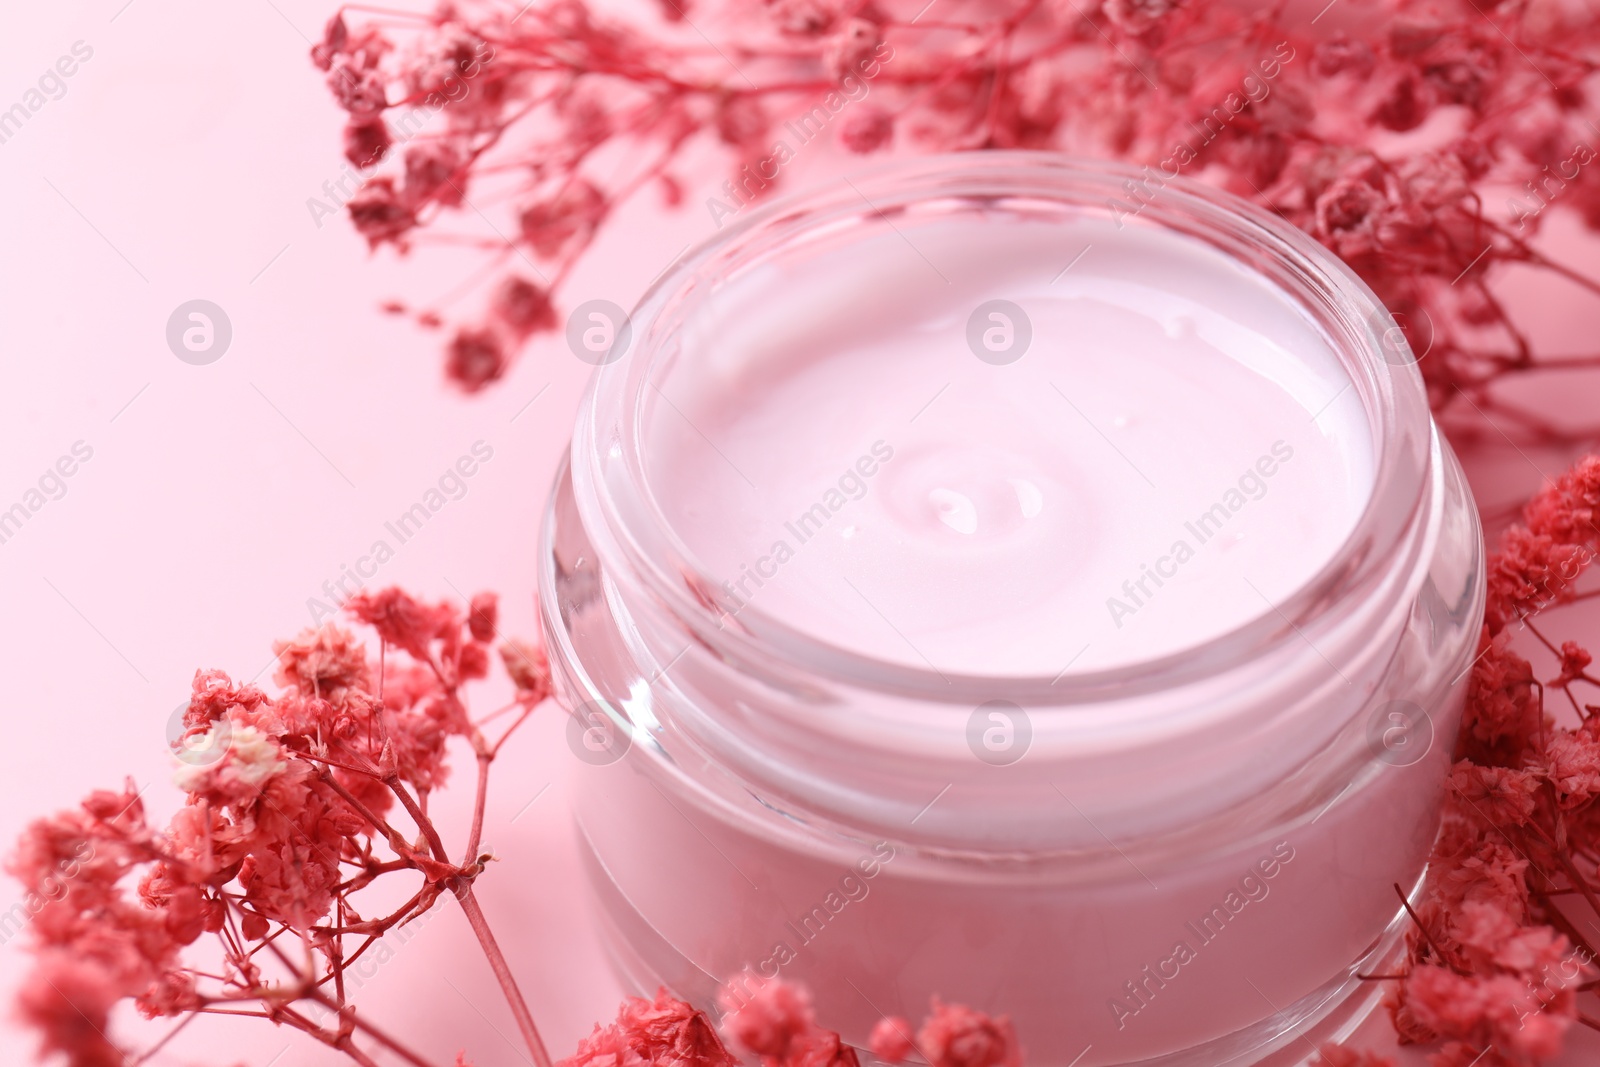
2, 1, 1598, 1064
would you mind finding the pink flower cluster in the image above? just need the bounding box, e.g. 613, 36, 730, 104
1312, 455, 1600, 1066
563, 989, 738, 1067
11, 582, 1027, 1067
1485, 457, 1600, 631
10, 784, 187, 1067
315, 0, 1600, 444
870, 999, 1023, 1067
10, 587, 553, 1067
560, 979, 1023, 1067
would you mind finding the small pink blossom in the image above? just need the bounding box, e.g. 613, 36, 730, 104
327, 60, 388, 116
172, 724, 286, 801
1312, 38, 1376, 79
272, 625, 371, 701
346, 587, 456, 663
717, 95, 770, 148
824, 19, 881, 81
344, 117, 392, 168
501, 637, 553, 702
491, 276, 558, 341
519, 181, 607, 259
346, 177, 417, 249
766, 0, 837, 37
1399, 965, 1573, 1061
468, 592, 499, 642
718, 975, 814, 1060
917, 999, 1022, 1067
564, 989, 736, 1067
446, 327, 508, 391
1544, 731, 1600, 806
839, 107, 893, 154
786, 1029, 860, 1067
868, 1017, 916, 1064
1448, 763, 1540, 828
403, 140, 468, 207
16, 951, 125, 1067
1458, 632, 1543, 766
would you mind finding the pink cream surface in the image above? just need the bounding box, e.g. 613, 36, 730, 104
645, 213, 1375, 676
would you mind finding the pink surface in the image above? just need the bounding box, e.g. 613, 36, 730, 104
2, 2, 1599, 1065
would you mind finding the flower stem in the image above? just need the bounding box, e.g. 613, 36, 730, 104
453, 882, 554, 1067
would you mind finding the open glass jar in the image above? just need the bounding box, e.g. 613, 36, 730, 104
538, 153, 1484, 1066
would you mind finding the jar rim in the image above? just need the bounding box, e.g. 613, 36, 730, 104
571, 151, 1431, 704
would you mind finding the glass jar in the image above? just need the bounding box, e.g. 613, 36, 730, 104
538, 153, 1484, 1066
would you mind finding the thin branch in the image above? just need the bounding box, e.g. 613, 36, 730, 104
451, 884, 553, 1067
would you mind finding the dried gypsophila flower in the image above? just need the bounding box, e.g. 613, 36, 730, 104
10, 586, 558, 1067
314, 0, 1600, 449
